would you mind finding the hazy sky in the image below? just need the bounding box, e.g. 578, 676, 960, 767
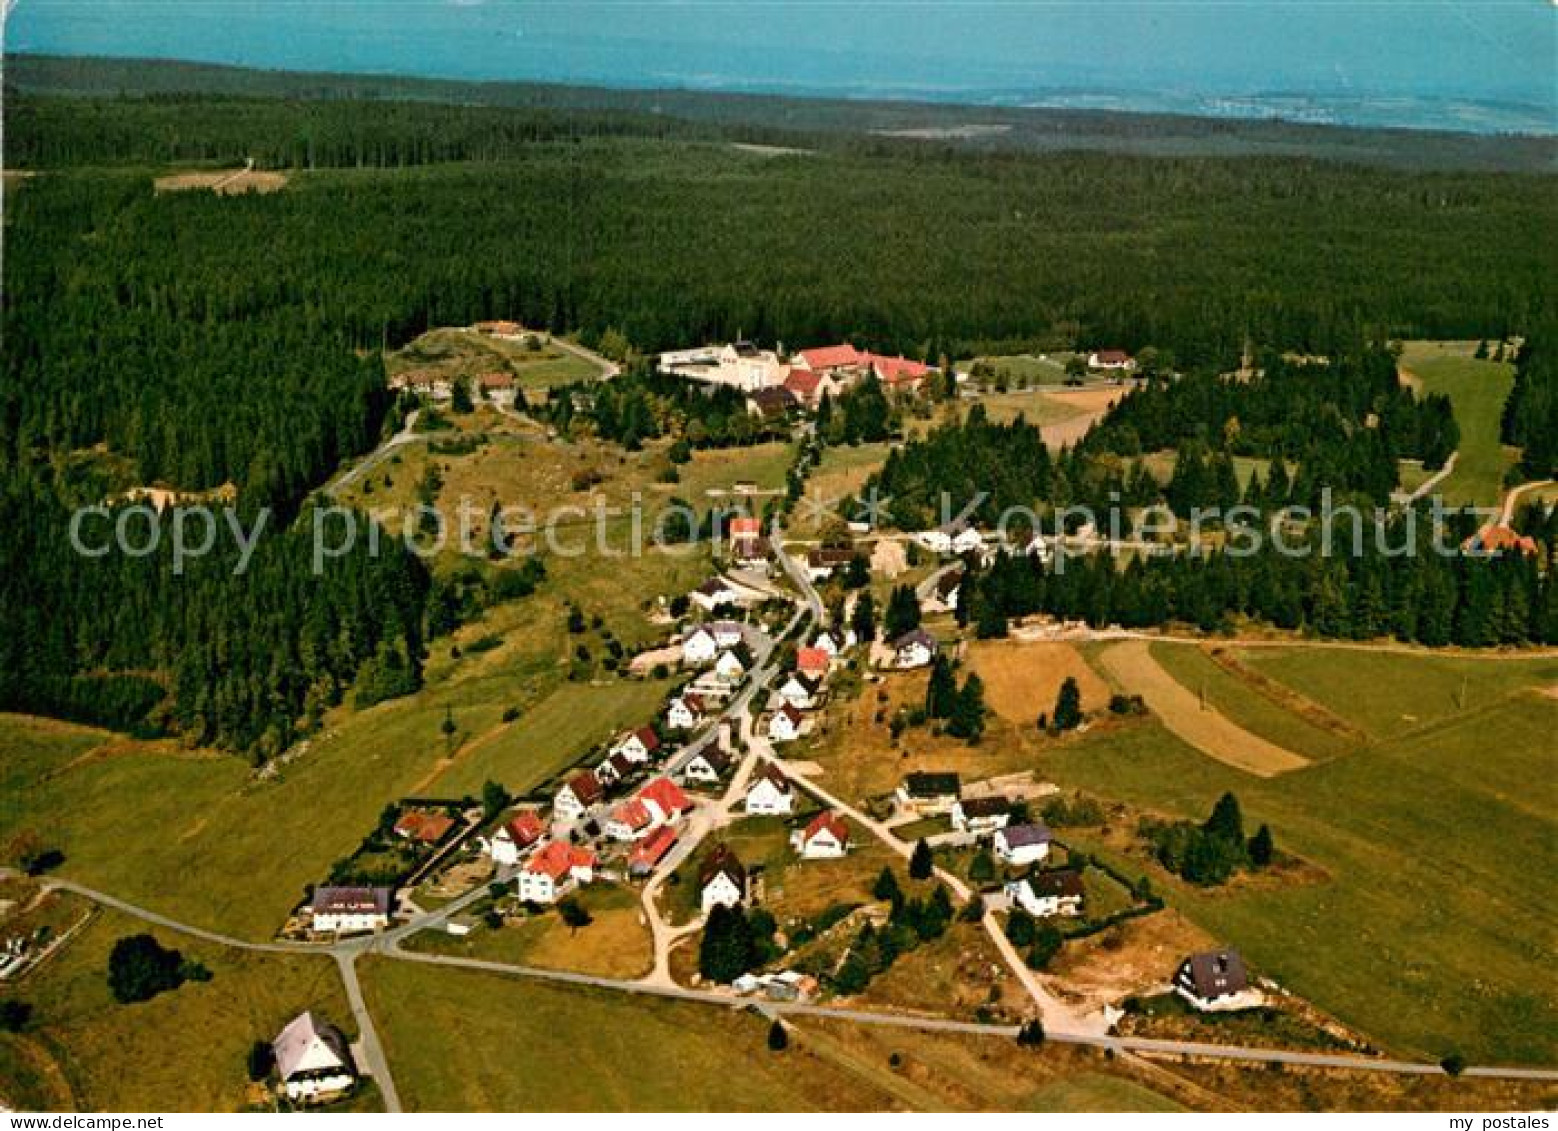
6, 1, 1554, 113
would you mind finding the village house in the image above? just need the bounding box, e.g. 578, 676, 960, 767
605, 799, 655, 842
813, 629, 850, 657
691, 577, 740, 613
639, 777, 694, 825
517, 841, 596, 905
792, 811, 850, 859
1464, 523, 1540, 557
699, 846, 747, 912
1088, 349, 1136, 371
629, 826, 678, 877
896, 771, 961, 815
1175, 950, 1259, 1012
595, 750, 638, 786
272, 1012, 356, 1103
776, 671, 822, 710
310, 887, 393, 934
782, 366, 846, 408
392, 809, 456, 845
923, 569, 963, 615
732, 534, 772, 572
682, 745, 732, 785
768, 703, 806, 744
681, 625, 721, 666
893, 628, 939, 670
714, 649, 747, 685
870, 353, 930, 391
708, 620, 747, 648
792, 343, 867, 378
951, 795, 1013, 836
745, 763, 796, 815
729, 516, 762, 547
476, 371, 516, 403
1005, 869, 1085, 918
488, 811, 544, 867
994, 822, 1053, 867
611, 726, 661, 765
554, 770, 604, 823
796, 646, 831, 680
667, 693, 707, 731
747, 385, 798, 420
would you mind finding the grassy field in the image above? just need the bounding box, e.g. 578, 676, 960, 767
359, 958, 897, 1110
1398, 340, 1518, 507
1044, 657, 1557, 1064
0, 909, 350, 1112
386, 327, 602, 391
1149, 643, 1358, 761
1024, 1073, 1187, 1113
1236, 647, 1558, 741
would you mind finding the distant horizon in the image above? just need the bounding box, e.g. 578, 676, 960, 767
5, 0, 1554, 136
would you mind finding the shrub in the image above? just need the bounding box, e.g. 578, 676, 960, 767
767, 1020, 789, 1051
247, 1039, 275, 1082
107, 934, 190, 1004
1016, 1019, 1046, 1047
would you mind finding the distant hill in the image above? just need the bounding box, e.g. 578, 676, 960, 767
6, 53, 1554, 174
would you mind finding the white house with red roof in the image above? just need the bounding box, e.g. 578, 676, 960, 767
517, 841, 596, 904
1088, 349, 1136, 371
638, 777, 693, 826
792, 811, 850, 859
793, 343, 866, 374
604, 799, 655, 842
488, 810, 544, 867
869, 353, 930, 390
796, 646, 831, 680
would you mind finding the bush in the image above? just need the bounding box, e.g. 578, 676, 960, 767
1016, 1019, 1046, 1047
0, 1000, 32, 1033
767, 1020, 789, 1051
1025, 925, 1064, 971
246, 1039, 275, 1082
1441, 1052, 1466, 1077
107, 934, 190, 1004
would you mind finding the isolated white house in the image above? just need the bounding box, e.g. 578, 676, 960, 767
768, 704, 805, 744
691, 577, 740, 613
273, 1012, 356, 1103
994, 823, 1053, 866
745, 764, 795, 815
1174, 950, 1261, 1012
892, 629, 938, 670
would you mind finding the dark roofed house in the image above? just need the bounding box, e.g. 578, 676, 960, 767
896, 771, 961, 814
310, 886, 392, 934
273, 1011, 356, 1102
698, 845, 747, 911
747, 386, 798, 420
893, 628, 938, 669
1004, 868, 1084, 917
1175, 950, 1253, 1011
951, 794, 1012, 834
994, 822, 1053, 865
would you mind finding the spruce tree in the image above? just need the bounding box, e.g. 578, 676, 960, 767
909, 839, 934, 881
1052, 676, 1083, 731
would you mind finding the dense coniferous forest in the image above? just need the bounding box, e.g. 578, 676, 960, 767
1503, 329, 1558, 479
1, 84, 1553, 754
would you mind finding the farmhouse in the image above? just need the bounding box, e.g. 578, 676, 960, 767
768, 704, 806, 743
393, 809, 456, 845
554, 770, 604, 822
892, 628, 939, 670
793, 343, 866, 376
629, 826, 678, 876
870, 353, 930, 390
1175, 950, 1260, 1012
708, 620, 747, 648
612, 726, 661, 764
732, 534, 772, 571
682, 745, 732, 785
488, 811, 544, 866
699, 846, 747, 912
782, 367, 846, 408
994, 822, 1053, 866
792, 811, 850, 859
1088, 349, 1136, 371
813, 629, 849, 657
896, 772, 961, 815
639, 776, 694, 825
1005, 869, 1084, 918
951, 795, 1012, 836
729, 516, 762, 546
310, 887, 392, 934
745, 763, 796, 815
517, 841, 596, 905
667, 693, 707, 731
272, 1012, 356, 1103
681, 626, 720, 666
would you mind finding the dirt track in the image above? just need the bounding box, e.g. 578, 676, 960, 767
1096, 640, 1310, 777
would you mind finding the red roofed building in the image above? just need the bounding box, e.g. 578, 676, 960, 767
867, 353, 930, 388
489, 811, 544, 866
1464, 524, 1539, 557
1088, 349, 1136, 371
517, 841, 596, 904
795, 344, 865, 373
629, 826, 678, 876
639, 777, 693, 825
605, 799, 655, 842
796, 647, 831, 679
393, 810, 456, 845
794, 811, 850, 859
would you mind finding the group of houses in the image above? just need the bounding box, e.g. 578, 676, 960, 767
657, 339, 935, 412
766, 625, 851, 743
